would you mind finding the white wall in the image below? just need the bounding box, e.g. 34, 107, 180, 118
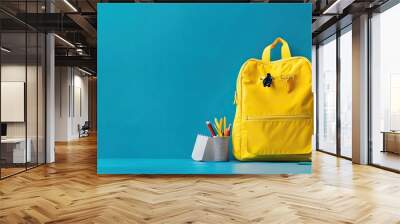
55, 67, 89, 141
55, 67, 70, 141
1, 65, 40, 137
1, 65, 27, 142
1, 63, 46, 164
70, 72, 89, 139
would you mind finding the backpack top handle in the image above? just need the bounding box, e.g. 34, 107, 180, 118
262, 37, 292, 64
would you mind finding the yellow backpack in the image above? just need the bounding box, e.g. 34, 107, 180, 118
232, 37, 313, 161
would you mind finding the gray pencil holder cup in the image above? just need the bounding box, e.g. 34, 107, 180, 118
192, 135, 230, 162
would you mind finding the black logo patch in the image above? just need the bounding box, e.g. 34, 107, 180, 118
262, 73, 273, 87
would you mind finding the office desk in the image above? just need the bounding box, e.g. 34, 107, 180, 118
1, 138, 32, 163
381, 131, 400, 154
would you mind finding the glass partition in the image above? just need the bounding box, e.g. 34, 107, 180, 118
371, 3, 400, 171
27, 31, 38, 169
0, 1, 46, 179
1, 31, 28, 177
38, 32, 45, 165
317, 36, 337, 154
339, 27, 352, 158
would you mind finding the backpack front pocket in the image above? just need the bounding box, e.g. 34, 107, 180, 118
244, 115, 312, 156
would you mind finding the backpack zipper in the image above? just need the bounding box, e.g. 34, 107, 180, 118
246, 114, 311, 121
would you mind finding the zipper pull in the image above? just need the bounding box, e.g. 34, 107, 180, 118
281, 75, 295, 93
262, 73, 273, 87
286, 79, 294, 93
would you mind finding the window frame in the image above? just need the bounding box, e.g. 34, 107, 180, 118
315, 24, 353, 161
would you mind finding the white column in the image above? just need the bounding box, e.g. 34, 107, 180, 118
46, 33, 55, 163
352, 14, 369, 164
45, 0, 56, 163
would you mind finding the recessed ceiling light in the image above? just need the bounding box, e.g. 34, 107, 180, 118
322, 0, 353, 15
63, 0, 78, 12
1, 47, 11, 53
54, 34, 75, 48
78, 67, 93, 76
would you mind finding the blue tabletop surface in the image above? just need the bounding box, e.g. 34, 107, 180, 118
98, 159, 312, 175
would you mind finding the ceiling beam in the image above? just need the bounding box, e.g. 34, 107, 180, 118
55, 55, 96, 71
67, 13, 97, 39
11, 13, 83, 32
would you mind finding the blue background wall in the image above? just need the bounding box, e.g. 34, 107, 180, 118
98, 3, 311, 173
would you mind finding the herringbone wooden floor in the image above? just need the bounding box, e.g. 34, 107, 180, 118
1, 135, 400, 224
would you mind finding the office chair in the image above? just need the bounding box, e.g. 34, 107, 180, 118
79, 121, 90, 138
